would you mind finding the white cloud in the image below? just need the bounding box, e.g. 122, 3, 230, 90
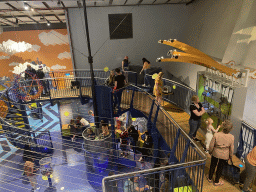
9, 62, 20, 66
38, 30, 69, 46
0, 55, 10, 60
51, 64, 66, 70
58, 52, 71, 59
12, 62, 51, 75
30, 45, 41, 52
0, 40, 41, 55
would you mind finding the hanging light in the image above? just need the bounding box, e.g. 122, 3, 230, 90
24, 4, 29, 10
15, 18, 19, 24
57, 0, 61, 6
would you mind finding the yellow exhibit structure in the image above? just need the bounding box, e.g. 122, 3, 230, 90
157, 39, 242, 78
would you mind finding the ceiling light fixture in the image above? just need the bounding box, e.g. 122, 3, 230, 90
57, 0, 61, 6
47, 22, 51, 26
24, 5, 29, 10
31, 8, 34, 11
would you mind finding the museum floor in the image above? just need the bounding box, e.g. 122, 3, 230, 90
0, 100, 254, 192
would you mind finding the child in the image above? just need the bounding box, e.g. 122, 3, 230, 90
87, 128, 95, 140
120, 126, 129, 157
205, 118, 220, 153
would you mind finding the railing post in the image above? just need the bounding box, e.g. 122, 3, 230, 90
129, 87, 135, 109
148, 100, 155, 123
169, 129, 180, 164
153, 105, 160, 127
180, 140, 190, 163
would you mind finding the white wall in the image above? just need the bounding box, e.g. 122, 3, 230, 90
221, 0, 256, 128
184, 0, 243, 59
67, 5, 190, 74
243, 79, 256, 128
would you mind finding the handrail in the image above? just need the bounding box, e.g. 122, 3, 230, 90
242, 120, 256, 130
102, 160, 205, 192
1, 73, 206, 191
131, 85, 206, 159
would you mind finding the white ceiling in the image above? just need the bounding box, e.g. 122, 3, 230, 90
0, 0, 192, 27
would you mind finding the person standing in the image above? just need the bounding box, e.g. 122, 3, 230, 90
205, 117, 220, 153
153, 72, 164, 105
24, 158, 38, 192
113, 68, 126, 110
207, 120, 234, 186
241, 146, 256, 192
139, 58, 151, 87
188, 95, 205, 141
36, 65, 46, 95
122, 56, 129, 82
106, 70, 115, 87
25, 65, 37, 95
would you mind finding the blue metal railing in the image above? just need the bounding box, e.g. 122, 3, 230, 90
0, 69, 206, 192
236, 121, 256, 162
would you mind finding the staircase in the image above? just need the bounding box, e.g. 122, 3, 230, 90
2, 104, 31, 149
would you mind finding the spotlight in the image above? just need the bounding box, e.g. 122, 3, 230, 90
24, 5, 29, 10
31, 8, 34, 11
47, 22, 50, 26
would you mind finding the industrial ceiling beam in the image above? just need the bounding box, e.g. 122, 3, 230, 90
5, 2, 40, 24
1, 13, 65, 19
0, 17, 18, 27
42, 2, 63, 23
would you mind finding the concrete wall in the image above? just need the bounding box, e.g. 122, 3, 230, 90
67, 4, 190, 76
222, 0, 256, 128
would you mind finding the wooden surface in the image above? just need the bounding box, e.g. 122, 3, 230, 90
161, 101, 255, 192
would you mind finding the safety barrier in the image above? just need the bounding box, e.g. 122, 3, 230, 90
109, 86, 206, 192
145, 74, 196, 114
237, 121, 256, 162
0, 70, 206, 192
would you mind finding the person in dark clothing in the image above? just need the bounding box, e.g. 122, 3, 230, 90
120, 126, 129, 157
138, 131, 153, 162
122, 56, 129, 82
188, 95, 205, 141
25, 65, 37, 80
139, 58, 151, 86
113, 68, 126, 110
128, 125, 139, 152
69, 119, 78, 142
36, 65, 47, 95
25, 65, 37, 95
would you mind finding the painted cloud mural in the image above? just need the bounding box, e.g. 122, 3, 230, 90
0, 55, 10, 60
0, 40, 41, 55
38, 30, 69, 46
12, 62, 51, 75
58, 51, 71, 59
51, 64, 67, 70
